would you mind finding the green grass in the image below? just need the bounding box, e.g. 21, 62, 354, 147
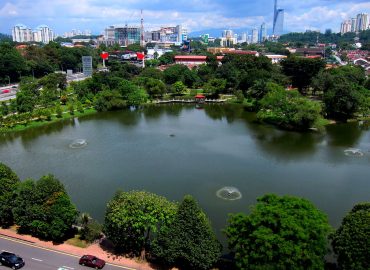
66, 235, 88, 248
1, 107, 97, 133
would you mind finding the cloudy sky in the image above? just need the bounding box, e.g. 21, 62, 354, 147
0, 0, 369, 36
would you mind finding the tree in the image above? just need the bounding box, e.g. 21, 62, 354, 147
158, 52, 176, 65
0, 163, 20, 227
203, 78, 227, 97
331, 203, 370, 270
144, 78, 166, 98
127, 87, 148, 106
281, 56, 326, 94
13, 174, 77, 241
103, 190, 177, 258
323, 80, 363, 121
153, 195, 221, 270
171, 81, 187, 95
94, 89, 126, 112
139, 67, 164, 81
225, 194, 331, 270
163, 64, 189, 85
257, 84, 323, 130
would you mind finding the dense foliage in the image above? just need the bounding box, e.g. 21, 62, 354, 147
331, 203, 370, 270
225, 194, 331, 270
0, 163, 20, 227
104, 190, 177, 257
13, 174, 77, 241
256, 83, 323, 130
153, 195, 221, 270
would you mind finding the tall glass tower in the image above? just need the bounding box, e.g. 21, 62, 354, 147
273, 0, 284, 36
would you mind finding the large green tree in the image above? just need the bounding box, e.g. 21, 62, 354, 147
225, 194, 331, 270
0, 163, 20, 227
153, 195, 221, 270
256, 83, 323, 130
13, 175, 77, 241
331, 203, 370, 270
104, 190, 177, 258
281, 56, 326, 94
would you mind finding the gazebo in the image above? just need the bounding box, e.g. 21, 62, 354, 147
195, 94, 206, 103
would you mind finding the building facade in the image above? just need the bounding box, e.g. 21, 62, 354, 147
12, 24, 53, 43
259, 23, 267, 43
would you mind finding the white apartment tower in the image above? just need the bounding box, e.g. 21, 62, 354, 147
356, 13, 368, 32
340, 20, 352, 34
12, 24, 33, 42
33, 25, 54, 44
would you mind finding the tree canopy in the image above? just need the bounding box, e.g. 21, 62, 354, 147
225, 194, 331, 270
331, 203, 370, 270
153, 195, 221, 270
13, 174, 77, 241
0, 163, 20, 227
104, 190, 177, 258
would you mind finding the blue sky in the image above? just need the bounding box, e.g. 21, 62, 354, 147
0, 0, 369, 36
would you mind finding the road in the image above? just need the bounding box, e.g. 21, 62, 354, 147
0, 85, 18, 102
0, 236, 135, 270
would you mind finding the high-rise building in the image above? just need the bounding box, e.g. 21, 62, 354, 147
273, 0, 284, 36
114, 25, 141, 46
33, 25, 54, 44
356, 13, 368, 32
340, 20, 352, 34
251, 28, 259, 44
221, 29, 237, 47
351, 18, 357, 32
241, 32, 248, 43
259, 23, 267, 43
12, 24, 33, 42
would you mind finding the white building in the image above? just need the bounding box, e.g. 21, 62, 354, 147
33, 25, 54, 44
340, 20, 352, 34
12, 24, 33, 42
356, 13, 368, 32
251, 28, 258, 44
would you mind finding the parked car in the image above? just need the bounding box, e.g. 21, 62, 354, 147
0, 252, 25, 269
79, 255, 105, 269
1, 89, 10, 94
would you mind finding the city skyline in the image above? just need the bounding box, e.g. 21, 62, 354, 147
0, 0, 370, 36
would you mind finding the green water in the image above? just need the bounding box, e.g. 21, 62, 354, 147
1, 104, 369, 242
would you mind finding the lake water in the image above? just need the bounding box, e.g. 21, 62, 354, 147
1, 104, 369, 243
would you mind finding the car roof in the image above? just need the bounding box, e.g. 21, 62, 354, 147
1, 252, 15, 256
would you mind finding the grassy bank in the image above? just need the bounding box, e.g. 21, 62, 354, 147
0, 108, 97, 133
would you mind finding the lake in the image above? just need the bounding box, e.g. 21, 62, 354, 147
1, 104, 369, 243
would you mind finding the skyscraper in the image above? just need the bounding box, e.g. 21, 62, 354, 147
273, 0, 284, 36
340, 20, 352, 34
351, 18, 357, 32
356, 13, 368, 32
259, 23, 267, 43
251, 28, 258, 44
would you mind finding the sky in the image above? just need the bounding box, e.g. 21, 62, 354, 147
0, 0, 370, 36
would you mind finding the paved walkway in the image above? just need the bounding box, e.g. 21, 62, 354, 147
0, 228, 155, 270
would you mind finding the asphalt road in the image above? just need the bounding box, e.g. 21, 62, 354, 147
0, 236, 135, 270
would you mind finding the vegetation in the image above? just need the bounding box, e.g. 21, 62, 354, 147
153, 195, 221, 270
0, 163, 20, 227
1, 162, 369, 269
331, 203, 370, 270
225, 194, 331, 270
13, 174, 77, 241
104, 190, 177, 258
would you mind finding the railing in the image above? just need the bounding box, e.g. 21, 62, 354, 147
155, 99, 227, 104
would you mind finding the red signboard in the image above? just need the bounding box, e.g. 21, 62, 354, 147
100, 52, 109, 60
136, 52, 145, 60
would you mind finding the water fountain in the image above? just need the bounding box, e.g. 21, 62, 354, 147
69, 139, 88, 149
344, 148, 364, 157
216, 186, 242, 201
